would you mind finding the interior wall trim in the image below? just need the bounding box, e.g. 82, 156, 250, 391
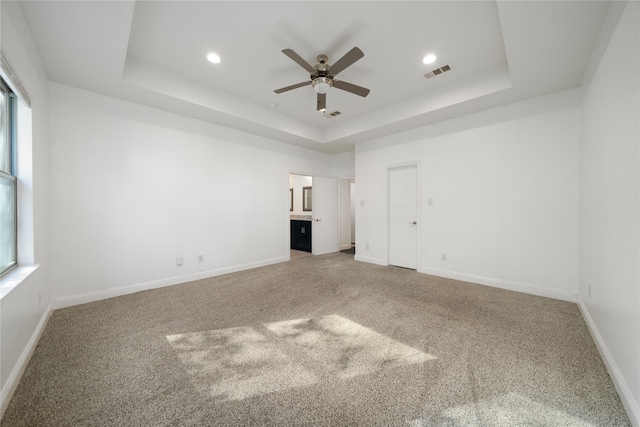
418, 266, 576, 303
1, 303, 52, 417
0, 50, 31, 107
52, 256, 288, 310
577, 297, 639, 426
353, 254, 387, 266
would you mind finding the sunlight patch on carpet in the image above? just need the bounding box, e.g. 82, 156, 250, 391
166, 326, 317, 401
265, 314, 436, 378
409, 392, 596, 426
167, 315, 435, 401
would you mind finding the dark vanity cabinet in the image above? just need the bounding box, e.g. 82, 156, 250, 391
290, 220, 312, 252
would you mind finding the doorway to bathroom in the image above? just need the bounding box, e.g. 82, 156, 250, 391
289, 173, 346, 259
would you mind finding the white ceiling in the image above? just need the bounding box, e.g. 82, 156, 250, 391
17, 1, 610, 154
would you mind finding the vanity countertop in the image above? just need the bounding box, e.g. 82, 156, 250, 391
290, 215, 313, 221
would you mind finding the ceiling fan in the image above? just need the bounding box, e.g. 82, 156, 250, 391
274, 47, 370, 111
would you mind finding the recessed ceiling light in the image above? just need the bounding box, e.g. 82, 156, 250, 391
206, 53, 221, 64
422, 54, 437, 65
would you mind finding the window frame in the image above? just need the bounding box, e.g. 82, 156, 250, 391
0, 77, 17, 277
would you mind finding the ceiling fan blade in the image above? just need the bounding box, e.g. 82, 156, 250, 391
333, 80, 370, 97
274, 81, 311, 94
330, 47, 364, 76
282, 49, 317, 75
317, 93, 326, 111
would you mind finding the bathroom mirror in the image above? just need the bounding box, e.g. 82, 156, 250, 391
302, 186, 312, 211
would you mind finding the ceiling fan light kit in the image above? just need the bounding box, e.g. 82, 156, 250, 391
206, 52, 221, 64
274, 47, 370, 112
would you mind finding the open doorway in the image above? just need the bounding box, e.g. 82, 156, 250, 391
351, 181, 356, 249
339, 178, 356, 255
288, 173, 351, 260
289, 174, 313, 259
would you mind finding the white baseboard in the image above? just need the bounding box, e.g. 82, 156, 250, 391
354, 254, 387, 266
53, 256, 289, 309
1, 302, 53, 417
352, 259, 576, 303
418, 266, 576, 303
577, 297, 639, 426
340, 244, 353, 251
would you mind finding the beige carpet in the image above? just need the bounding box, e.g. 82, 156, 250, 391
1, 253, 631, 426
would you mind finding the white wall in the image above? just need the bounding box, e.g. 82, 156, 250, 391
49, 83, 333, 305
0, 1, 52, 416
332, 150, 355, 178
578, 1, 640, 424
355, 88, 580, 302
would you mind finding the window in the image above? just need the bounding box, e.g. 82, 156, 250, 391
0, 78, 17, 275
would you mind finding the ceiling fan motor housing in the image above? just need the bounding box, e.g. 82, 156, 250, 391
312, 54, 333, 94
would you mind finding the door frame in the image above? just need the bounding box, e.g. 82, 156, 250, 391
287, 170, 342, 258
385, 162, 421, 268
287, 170, 314, 260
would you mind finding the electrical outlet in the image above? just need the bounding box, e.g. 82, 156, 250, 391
176, 256, 183, 267
366, 244, 370, 250
441, 253, 447, 261
198, 255, 204, 263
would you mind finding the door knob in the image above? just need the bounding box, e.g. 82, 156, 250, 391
410, 221, 417, 225
315, 218, 322, 222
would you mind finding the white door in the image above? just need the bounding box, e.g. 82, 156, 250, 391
388, 165, 418, 269
313, 176, 339, 255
